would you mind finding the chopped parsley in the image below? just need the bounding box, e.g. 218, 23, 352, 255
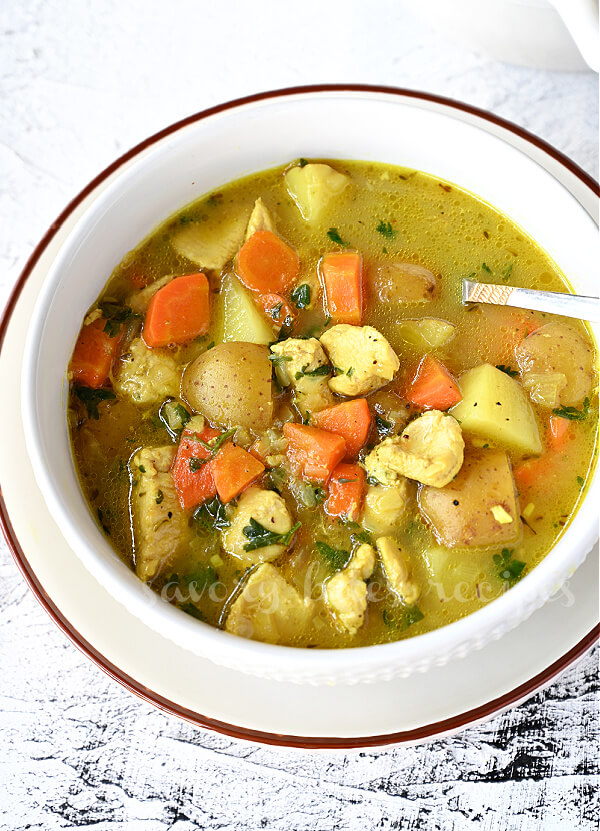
552, 397, 590, 421
298, 158, 309, 167
99, 301, 140, 337
481, 262, 492, 274
155, 490, 164, 505
73, 387, 116, 420
496, 365, 518, 378
193, 497, 230, 531
375, 220, 397, 239
189, 427, 237, 456
493, 548, 526, 587
382, 605, 424, 630
242, 518, 301, 552
295, 365, 331, 380
189, 457, 209, 472
315, 541, 349, 571
158, 399, 191, 438
576, 475, 585, 487
351, 529, 374, 546
327, 228, 349, 247
502, 263, 514, 282
97, 507, 110, 535
269, 354, 292, 366
375, 414, 393, 435
291, 283, 311, 309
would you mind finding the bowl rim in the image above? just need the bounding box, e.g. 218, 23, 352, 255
7, 85, 600, 742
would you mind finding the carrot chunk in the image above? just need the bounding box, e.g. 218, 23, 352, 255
236, 230, 300, 294
311, 399, 372, 459
320, 251, 363, 324
212, 443, 265, 503
407, 355, 462, 410
513, 456, 555, 491
547, 415, 571, 451
143, 272, 210, 348
283, 423, 346, 483
170, 425, 221, 510
324, 463, 366, 522
70, 317, 120, 389
255, 293, 296, 331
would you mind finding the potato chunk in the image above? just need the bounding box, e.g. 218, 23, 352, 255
515, 322, 594, 407
320, 324, 399, 396
372, 262, 438, 303
375, 537, 419, 604
418, 450, 521, 548
284, 163, 349, 223
364, 410, 464, 488
220, 273, 274, 345
181, 342, 273, 433
362, 480, 412, 535
225, 563, 312, 644
270, 337, 334, 417
114, 337, 181, 405
450, 363, 542, 455
220, 486, 294, 567
325, 543, 376, 635
130, 446, 190, 581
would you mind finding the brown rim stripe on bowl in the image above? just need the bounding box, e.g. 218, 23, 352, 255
1, 85, 598, 748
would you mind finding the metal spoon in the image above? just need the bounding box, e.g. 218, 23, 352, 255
462, 279, 600, 322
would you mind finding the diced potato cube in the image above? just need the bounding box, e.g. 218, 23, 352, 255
450, 363, 542, 455
220, 273, 274, 345
396, 318, 456, 349
284, 163, 349, 223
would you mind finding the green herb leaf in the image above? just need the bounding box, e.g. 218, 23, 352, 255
193, 497, 230, 531
298, 158, 309, 167
155, 490, 164, 505
315, 541, 349, 571
158, 399, 191, 438
552, 398, 590, 421
382, 605, 424, 630
294, 364, 331, 380
496, 364, 518, 378
376, 220, 397, 239
99, 301, 140, 337
242, 518, 301, 551
97, 507, 110, 535
492, 548, 526, 587
327, 228, 349, 247
189, 457, 209, 472
481, 262, 492, 274
375, 414, 393, 435
269, 353, 293, 366
74, 387, 116, 420
291, 283, 311, 309
576, 475, 585, 487
180, 604, 206, 621
346, 366, 355, 377
351, 529, 373, 545
502, 263, 514, 282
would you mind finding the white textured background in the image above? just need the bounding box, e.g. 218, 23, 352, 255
0, 1, 598, 828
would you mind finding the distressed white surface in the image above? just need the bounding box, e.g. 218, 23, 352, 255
0, 1, 598, 828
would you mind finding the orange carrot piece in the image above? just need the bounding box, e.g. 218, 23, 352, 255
407, 355, 462, 410
70, 317, 120, 389
170, 425, 221, 510
311, 399, 372, 459
212, 444, 265, 503
236, 231, 300, 294
320, 251, 363, 324
283, 423, 346, 483
513, 456, 555, 490
255, 293, 296, 331
324, 463, 366, 522
143, 272, 210, 348
547, 415, 571, 451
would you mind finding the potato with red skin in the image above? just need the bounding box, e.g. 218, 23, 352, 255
181, 342, 273, 433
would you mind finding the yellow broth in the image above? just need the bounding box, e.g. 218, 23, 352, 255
68, 160, 598, 648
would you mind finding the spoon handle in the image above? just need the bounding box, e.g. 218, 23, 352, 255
462, 280, 600, 323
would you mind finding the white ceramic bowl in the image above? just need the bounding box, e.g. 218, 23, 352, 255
21, 88, 599, 684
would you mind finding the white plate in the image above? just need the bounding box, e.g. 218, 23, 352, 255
1, 87, 598, 747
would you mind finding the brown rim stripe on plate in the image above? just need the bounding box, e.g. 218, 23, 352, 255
1, 84, 598, 748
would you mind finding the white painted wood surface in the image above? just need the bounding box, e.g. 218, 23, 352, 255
1, 2, 598, 827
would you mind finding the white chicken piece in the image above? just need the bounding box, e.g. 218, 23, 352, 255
320, 325, 399, 396
365, 410, 464, 488
284, 163, 349, 224
172, 211, 247, 270
325, 543, 376, 635
220, 486, 296, 567
130, 446, 190, 582
225, 564, 313, 644
362, 479, 412, 535
127, 275, 173, 314
270, 337, 335, 416
376, 537, 420, 605
245, 197, 276, 240
114, 337, 181, 405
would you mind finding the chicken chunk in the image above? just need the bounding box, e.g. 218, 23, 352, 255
225, 563, 313, 644
127, 275, 173, 314
362, 479, 412, 535
375, 537, 419, 604
114, 337, 181, 405
515, 321, 594, 407
364, 410, 464, 488
325, 543, 376, 635
270, 337, 335, 416
418, 450, 521, 547
320, 325, 399, 396
245, 197, 276, 239
220, 486, 296, 567
172, 212, 247, 271
130, 446, 190, 581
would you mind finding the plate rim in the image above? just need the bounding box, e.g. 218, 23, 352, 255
1, 83, 598, 749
